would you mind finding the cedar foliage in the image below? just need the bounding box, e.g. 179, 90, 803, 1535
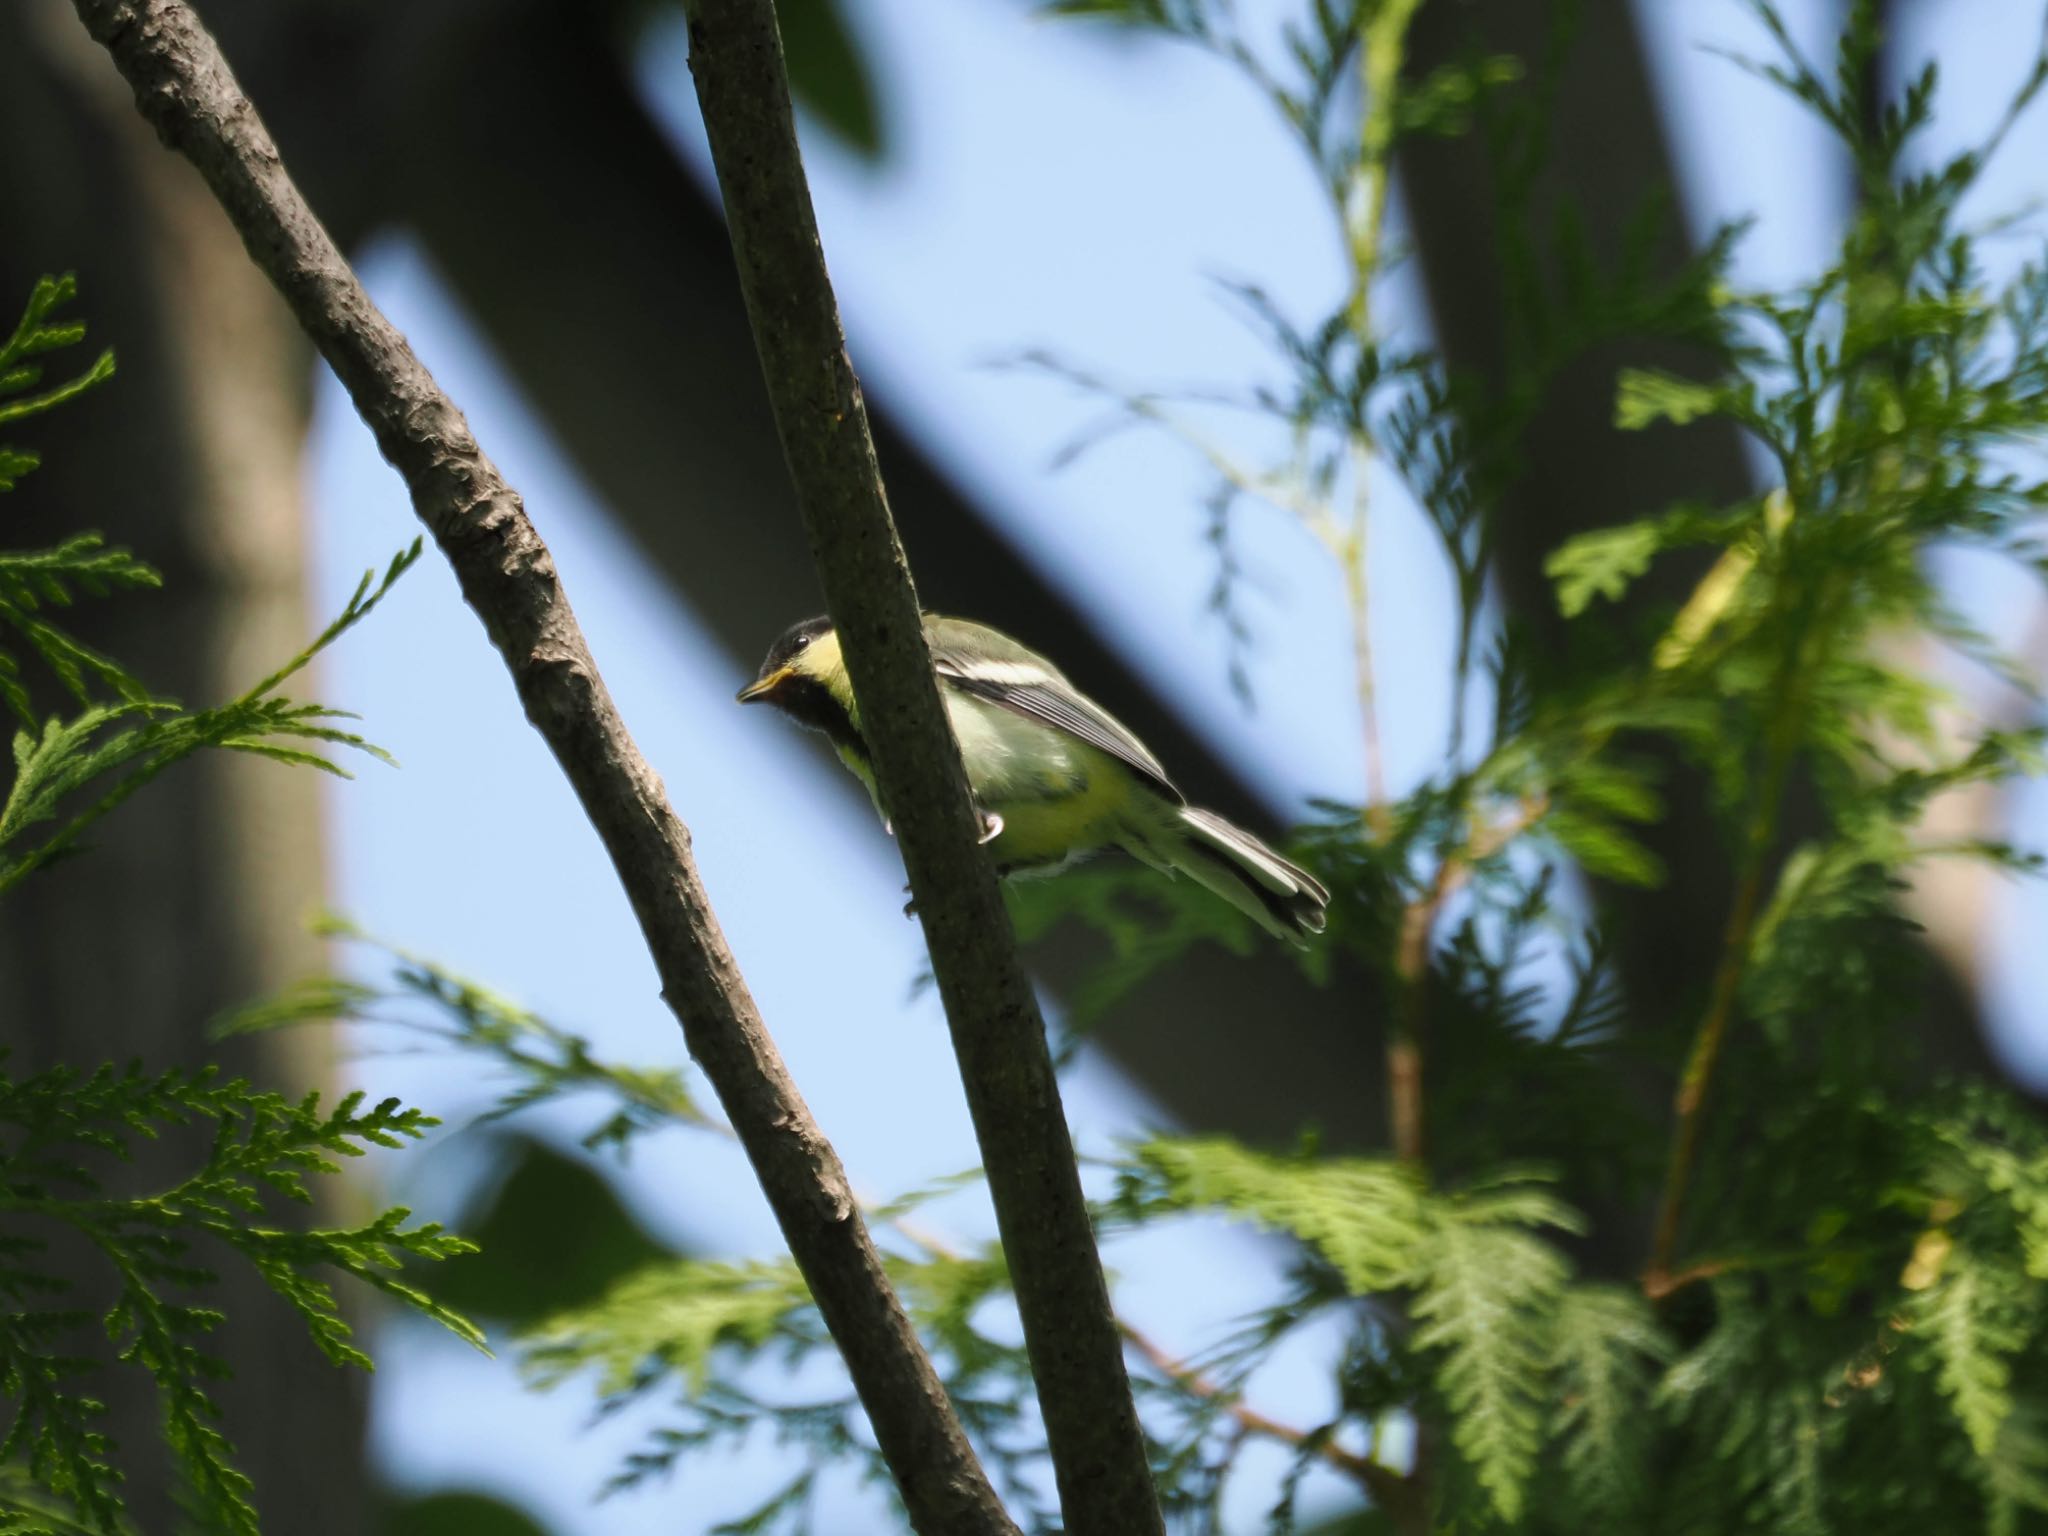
0, 276, 477, 1534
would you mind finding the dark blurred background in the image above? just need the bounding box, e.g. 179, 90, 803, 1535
4, 0, 2045, 1530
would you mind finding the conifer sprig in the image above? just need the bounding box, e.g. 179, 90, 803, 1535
0, 538, 420, 893
0, 276, 115, 495
0, 273, 469, 1533
0, 276, 421, 895
0, 1061, 480, 1536
216, 918, 716, 1154
0, 277, 143, 725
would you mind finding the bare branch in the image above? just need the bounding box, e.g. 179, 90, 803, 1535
65, 2, 1018, 1530
678, 3, 1162, 1531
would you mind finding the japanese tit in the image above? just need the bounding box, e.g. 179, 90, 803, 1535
737, 614, 1329, 943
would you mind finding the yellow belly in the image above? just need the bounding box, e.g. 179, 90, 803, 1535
838, 691, 1154, 874
979, 748, 1132, 871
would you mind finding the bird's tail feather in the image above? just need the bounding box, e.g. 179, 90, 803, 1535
1170, 806, 1330, 944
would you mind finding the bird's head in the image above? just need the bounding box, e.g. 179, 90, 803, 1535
736, 616, 851, 732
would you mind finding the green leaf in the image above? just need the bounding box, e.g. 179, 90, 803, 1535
0, 1062, 479, 1535
1544, 521, 1661, 617
0, 277, 115, 499
1613, 367, 1724, 430
1549, 1286, 1671, 1519
0, 448, 40, 493
1411, 1183, 1579, 1524
379, 1490, 557, 1536
1120, 1138, 1428, 1292
217, 927, 715, 1151
776, 0, 886, 161
0, 541, 417, 893
520, 1258, 813, 1397
1396, 54, 1524, 138
1909, 1250, 2025, 1459
1543, 805, 1663, 886
1006, 859, 1261, 1023
1038, 0, 1192, 22
427, 1137, 674, 1328
710, 1472, 816, 1536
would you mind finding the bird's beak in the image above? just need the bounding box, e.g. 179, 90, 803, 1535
736, 666, 793, 704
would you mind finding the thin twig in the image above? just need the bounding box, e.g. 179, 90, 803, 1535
680, 3, 1161, 1532
1117, 1321, 1425, 1529
1646, 600, 1815, 1292
751, 1123, 1391, 1518
1644, 856, 1770, 1290
1341, 1, 1422, 823
1347, 0, 1426, 340
1646, 1235, 1903, 1305
1387, 869, 1445, 1168
1639, 1256, 1735, 1302
1389, 797, 1548, 1166
390, 982, 1413, 1524
66, 4, 1018, 1531
1344, 489, 1391, 817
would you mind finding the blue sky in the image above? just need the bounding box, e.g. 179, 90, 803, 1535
300, 3, 2048, 1530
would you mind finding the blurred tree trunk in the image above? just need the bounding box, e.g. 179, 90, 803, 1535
0, 4, 361, 1530
1399, 0, 1758, 1031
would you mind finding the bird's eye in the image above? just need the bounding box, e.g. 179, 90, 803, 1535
794, 633, 812, 650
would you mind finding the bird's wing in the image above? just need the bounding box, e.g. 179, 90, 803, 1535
925, 618, 1183, 805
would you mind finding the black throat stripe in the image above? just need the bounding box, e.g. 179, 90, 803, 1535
774, 675, 868, 762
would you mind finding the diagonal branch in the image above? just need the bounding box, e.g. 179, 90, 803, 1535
65, 2, 1018, 1531
678, 3, 1162, 1532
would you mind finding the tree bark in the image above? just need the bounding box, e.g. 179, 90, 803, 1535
65, 2, 1018, 1531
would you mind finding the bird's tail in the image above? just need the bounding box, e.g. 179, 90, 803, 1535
1168, 806, 1330, 944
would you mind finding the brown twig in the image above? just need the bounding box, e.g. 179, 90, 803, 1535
1388, 797, 1548, 1165
1643, 857, 1771, 1293
680, 3, 1160, 1532
1638, 1255, 1734, 1303
1117, 1321, 1426, 1529
1344, 500, 1391, 819
1338, 0, 1423, 827
67, 3, 1019, 1530
1646, 604, 1813, 1293
886, 1176, 1415, 1517
1387, 857, 1454, 1166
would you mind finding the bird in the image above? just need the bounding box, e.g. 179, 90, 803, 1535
736, 614, 1329, 943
